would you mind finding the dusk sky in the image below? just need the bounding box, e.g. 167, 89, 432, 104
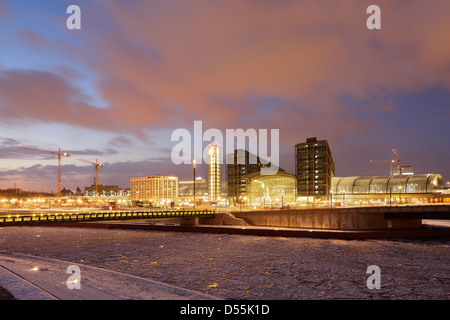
0, 0, 449, 193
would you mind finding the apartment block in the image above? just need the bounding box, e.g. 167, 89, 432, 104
295, 137, 335, 201
130, 175, 178, 205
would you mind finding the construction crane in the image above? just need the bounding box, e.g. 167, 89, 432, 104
18, 145, 71, 198
77, 158, 104, 196
370, 148, 399, 175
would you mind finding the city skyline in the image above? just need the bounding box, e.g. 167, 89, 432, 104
1, 1, 450, 192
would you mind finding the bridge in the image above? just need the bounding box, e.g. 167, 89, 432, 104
1, 205, 449, 231
1, 206, 449, 240
0, 209, 215, 227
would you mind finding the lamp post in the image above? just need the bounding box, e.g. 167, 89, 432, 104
192, 159, 196, 209
389, 187, 392, 207
330, 190, 333, 208
343, 190, 346, 207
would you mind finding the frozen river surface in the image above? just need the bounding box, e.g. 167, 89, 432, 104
1, 225, 449, 299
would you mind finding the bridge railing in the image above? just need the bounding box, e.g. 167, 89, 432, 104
0, 210, 216, 226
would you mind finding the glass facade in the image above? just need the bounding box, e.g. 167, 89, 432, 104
332, 174, 444, 195
208, 143, 221, 202
226, 149, 283, 201
246, 172, 296, 207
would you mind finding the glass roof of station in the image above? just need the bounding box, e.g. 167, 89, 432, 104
331, 174, 444, 194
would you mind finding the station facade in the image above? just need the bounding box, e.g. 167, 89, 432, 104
331, 174, 445, 206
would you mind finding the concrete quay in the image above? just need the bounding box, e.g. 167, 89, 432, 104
49, 220, 450, 240
201, 205, 450, 231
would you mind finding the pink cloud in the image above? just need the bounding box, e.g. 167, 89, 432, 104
2, 0, 450, 145
1, 0, 449, 191
19, 28, 46, 46
0, 1, 12, 17
79, 0, 449, 131
0, 69, 119, 132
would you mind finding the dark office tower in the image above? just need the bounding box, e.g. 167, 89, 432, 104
295, 137, 335, 201
226, 149, 283, 201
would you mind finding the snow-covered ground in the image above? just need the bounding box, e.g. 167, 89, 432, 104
0, 251, 216, 300
1, 224, 449, 299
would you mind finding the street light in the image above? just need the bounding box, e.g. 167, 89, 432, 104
399, 185, 402, 205
343, 190, 346, 207
192, 159, 196, 209
330, 190, 333, 208
389, 187, 392, 207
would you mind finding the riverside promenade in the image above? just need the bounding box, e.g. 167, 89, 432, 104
0, 251, 218, 300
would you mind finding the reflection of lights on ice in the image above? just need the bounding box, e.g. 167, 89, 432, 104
31, 266, 39, 271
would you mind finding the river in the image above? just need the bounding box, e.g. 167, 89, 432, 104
0, 224, 448, 299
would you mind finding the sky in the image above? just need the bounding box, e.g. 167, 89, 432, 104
0, 0, 449, 193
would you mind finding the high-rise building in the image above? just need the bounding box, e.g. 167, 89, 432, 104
295, 137, 335, 201
208, 143, 221, 202
226, 149, 284, 201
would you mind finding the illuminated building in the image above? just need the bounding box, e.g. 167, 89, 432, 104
226, 149, 283, 202
296, 137, 335, 202
331, 174, 445, 205
245, 171, 296, 208
130, 175, 178, 205
208, 143, 221, 202
178, 178, 208, 197
178, 178, 208, 205
84, 184, 128, 197
394, 165, 414, 175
